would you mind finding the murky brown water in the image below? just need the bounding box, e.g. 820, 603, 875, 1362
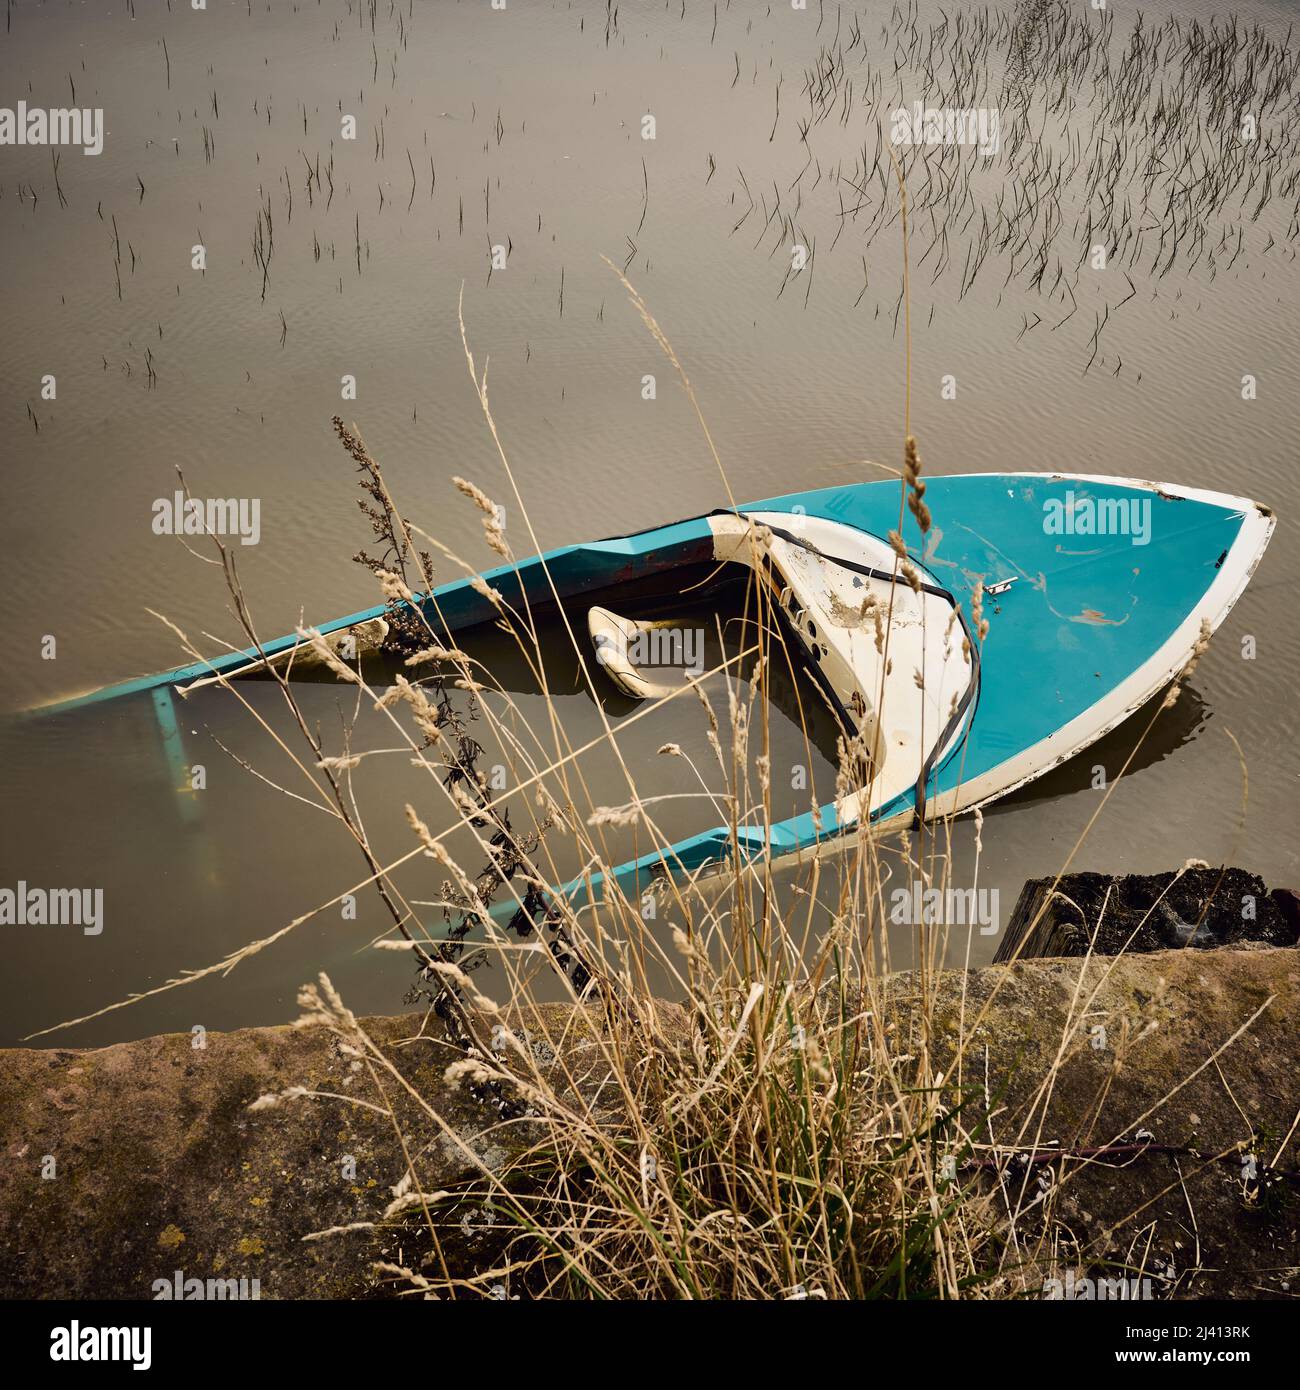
1, 0, 1297, 1046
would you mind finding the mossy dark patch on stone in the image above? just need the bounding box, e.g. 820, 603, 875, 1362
996, 869, 1298, 963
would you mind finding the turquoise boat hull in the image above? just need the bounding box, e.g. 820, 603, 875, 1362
34, 472, 1274, 919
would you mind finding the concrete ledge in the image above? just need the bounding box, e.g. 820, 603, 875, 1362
1, 950, 1296, 1299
